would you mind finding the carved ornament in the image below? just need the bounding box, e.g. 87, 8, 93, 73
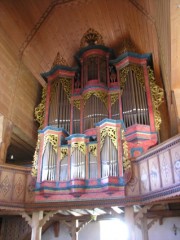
60, 147, 68, 160
148, 67, 164, 131
80, 28, 104, 48
34, 87, 47, 129
71, 142, 86, 155
31, 137, 40, 177
83, 90, 108, 108
89, 144, 97, 157
43, 134, 58, 153
100, 126, 117, 150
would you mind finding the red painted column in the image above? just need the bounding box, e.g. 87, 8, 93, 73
37, 134, 44, 183
117, 124, 123, 177
44, 81, 51, 127
97, 126, 101, 178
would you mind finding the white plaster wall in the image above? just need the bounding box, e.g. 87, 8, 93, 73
149, 217, 180, 240
42, 223, 71, 240
42, 217, 180, 240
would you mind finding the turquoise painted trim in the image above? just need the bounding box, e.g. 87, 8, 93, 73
41, 65, 78, 81
109, 52, 152, 65
131, 147, 143, 157
38, 126, 69, 135
75, 45, 114, 60
125, 131, 157, 137
66, 134, 90, 140
95, 118, 126, 129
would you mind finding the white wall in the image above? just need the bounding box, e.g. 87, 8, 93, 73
42, 217, 180, 240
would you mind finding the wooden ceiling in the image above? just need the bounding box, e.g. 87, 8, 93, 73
0, 0, 164, 86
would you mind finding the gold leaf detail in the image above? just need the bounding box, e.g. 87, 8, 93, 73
110, 93, 119, 106
89, 144, 97, 157
60, 147, 68, 160
31, 137, 40, 177
83, 90, 108, 108
71, 142, 86, 155
34, 87, 47, 129
51, 52, 68, 68
148, 67, 164, 130
80, 28, 104, 48
100, 126, 117, 150
73, 99, 81, 110
121, 129, 131, 171
44, 134, 58, 153
119, 65, 145, 90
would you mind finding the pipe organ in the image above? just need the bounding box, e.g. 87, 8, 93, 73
33, 29, 164, 201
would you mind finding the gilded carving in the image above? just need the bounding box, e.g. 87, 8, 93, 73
148, 67, 164, 130
100, 126, 117, 150
51, 52, 68, 68
60, 147, 68, 160
73, 99, 81, 110
71, 142, 86, 155
121, 129, 131, 171
83, 90, 108, 108
43, 134, 58, 153
34, 87, 47, 129
80, 28, 104, 48
31, 137, 40, 177
119, 65, 145, 90
110, 93, 119, 106
89, 144, 97, 157
60, 77, 72, 100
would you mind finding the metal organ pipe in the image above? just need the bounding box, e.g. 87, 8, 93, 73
122, 69, 149, 127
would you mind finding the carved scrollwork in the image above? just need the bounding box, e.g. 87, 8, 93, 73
60, 77, 72, 100
80, 28, 104, 48
119, 65, 145, 90
73, 99, 81, 110
83, 90, 108, 108
100, 126, 117, 150
110, 93, 119, 106
60, 147, 68, 160
31, 137, 40, 177
89, 144, 97, 157
34, 87, 47, 129
121, 129, 131, 171
148, 67, 164, 131
71, 142, 86, 155
51, 52, 68, 68
44, 134, 58, 153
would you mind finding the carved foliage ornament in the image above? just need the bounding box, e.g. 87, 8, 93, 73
51, 52, 68, 68
148, 67, 164, 131
89, 144, 97, 157
31, 137, 40, 177
80, 28, 104, 48
73, 99, 81, 110
119, 65, 145, 90
100, 126, 117, 150
60, 147, 68, 160
71, 142, 86, 155
34, 87, 47, 129
83, 90, 108, 108
121, 129, 131, 171
110, 93, 119, 106
50, 78, 72, 103
43, 134, 58, 153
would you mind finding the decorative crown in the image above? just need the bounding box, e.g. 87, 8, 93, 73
80, 28, 104, 48
51, 52, 68, 68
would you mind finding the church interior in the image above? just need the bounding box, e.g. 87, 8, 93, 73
0, 0, 180, 239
